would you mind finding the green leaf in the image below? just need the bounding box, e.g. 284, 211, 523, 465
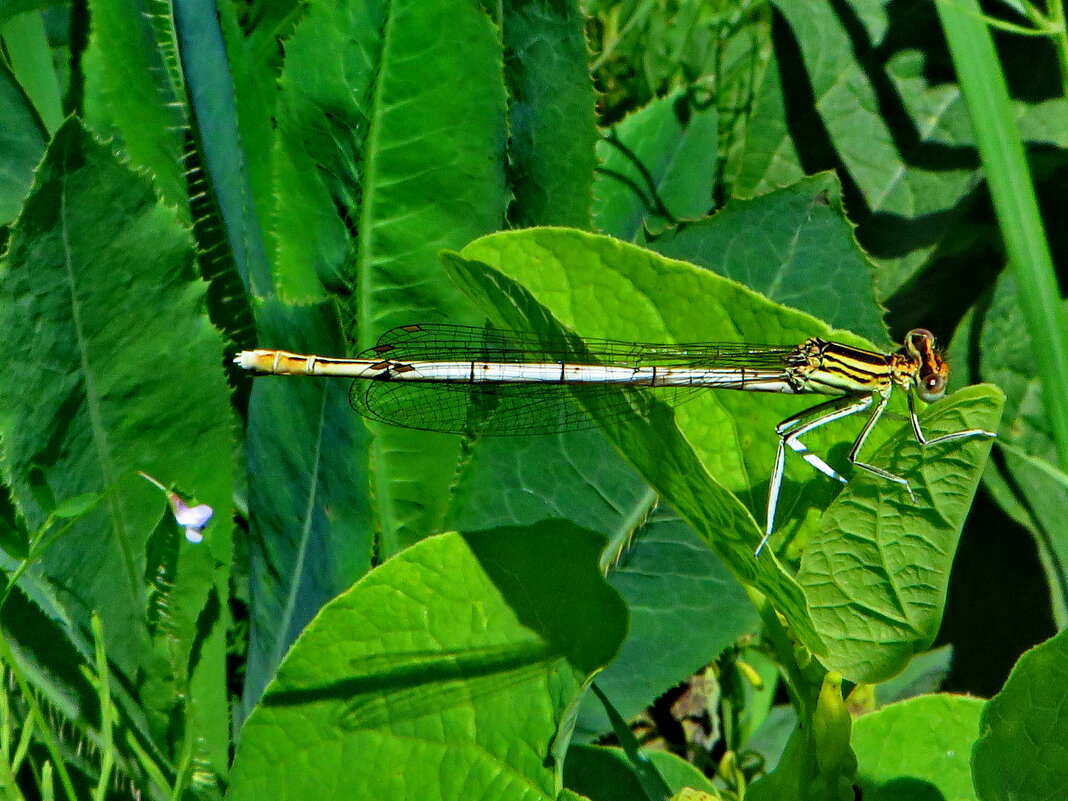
587, 684, 673, 800
441, 227, 835, 655
576, 508, 758, 739
728, 46, 804, 197
87, 0, 189, 215
853, 694, 983, 801
229, 524, 627, 801
272, 0, 507, 309
446, 427, 653, 536
973, 628, 1068, 801
650, 174, 887, 343
0, 483, 27, 558
0, 11, 62, 133
0, 581, 102, 728
50, 492, 101, 520
176, 0, 273, 297
744, 704, 797, 773
270, 0, 509, 552
798, 384, 1003, 683
241, 299, 375, 715
504, 0, 597, 228
0, 51, 47, 225
565, 745, 718, 801
594, 90, 718, 240
0, 118, 234, 769
214, 0, 285, 261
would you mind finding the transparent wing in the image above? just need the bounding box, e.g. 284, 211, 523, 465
363, 323, 794, 369
350, 324, 797, 436
351, 380, 702, 435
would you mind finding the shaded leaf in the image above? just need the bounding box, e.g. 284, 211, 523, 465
651, 174, 886, 343
972, 628, 1068, 801
576, 508, 758, 739
595, 90, 718, 240
874, 644, 953, 706
565, 745, 718, 801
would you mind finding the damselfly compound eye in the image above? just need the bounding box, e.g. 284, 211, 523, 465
920, 373, 947, 402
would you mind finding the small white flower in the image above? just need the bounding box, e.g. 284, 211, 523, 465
168, 493, 214, 543
139, 472, 213, 543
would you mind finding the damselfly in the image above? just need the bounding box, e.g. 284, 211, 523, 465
235, 324, 996, 555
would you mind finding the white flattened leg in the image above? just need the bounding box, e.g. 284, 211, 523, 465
845, 390, 915, 501
908, 392, 998, 446
755, 394, 875, 557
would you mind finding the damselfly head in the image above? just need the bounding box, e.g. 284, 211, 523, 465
904, 328, 949, 401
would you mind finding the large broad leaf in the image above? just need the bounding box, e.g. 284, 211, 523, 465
0, 118, 234, 770
441, 227, 838, 654
229, 523, 626, 801
650, 174, 886, 344
853, 694, 984, 800
448, 431, 756, 740
440, 227, 1001, 678
972, 628, 1068, 801
799, 384, 1002, 683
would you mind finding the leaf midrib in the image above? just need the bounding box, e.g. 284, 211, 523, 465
58, 160, 140, 599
